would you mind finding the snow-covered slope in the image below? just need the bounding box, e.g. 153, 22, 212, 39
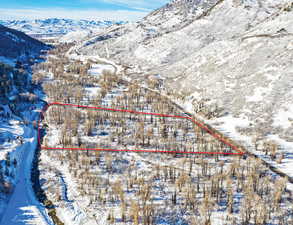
77, 0, 293, 141
0, 19, 124, 37
0, 24, 48, 61
59, 30, 91, 43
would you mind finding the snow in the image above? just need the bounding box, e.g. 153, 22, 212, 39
39, 51, 228, 224
59, 30, 91, 43
40, 154, 91, 225
0, 123, 53, 225
0, 56, 15, 66
0, 120, 23, 161
85, 86, 101, 98
246, 87, 266, 102
88, 64, 115, 77
9, 2, 290, 221
0, 77, 52, 224
5, 31, 25, 43
32, 29, 293, 223
170, 96, 293, 193
18, 206, 47, 225
46, 127, 61, 147
273, 105, 293, 129
208, 115, 293, 191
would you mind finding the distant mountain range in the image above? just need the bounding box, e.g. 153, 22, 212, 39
0, 18, 125, 36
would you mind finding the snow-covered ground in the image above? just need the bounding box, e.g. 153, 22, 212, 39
0, 124, 51, 225
88, 64, 116, 77
40, 154, 93, 225
208, 114, 293, 190
59, 30, 92, 43
0, 107, 53, 225
174, 99, 293, 191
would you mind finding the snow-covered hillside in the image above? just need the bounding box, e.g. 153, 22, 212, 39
77, 0, 293, 167
0, 19, 125, 37
0, 24, 48, 63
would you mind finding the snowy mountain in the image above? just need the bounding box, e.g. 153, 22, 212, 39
77, 0, 293, 144
0, 24, 48, 62
0, 18, 124, 36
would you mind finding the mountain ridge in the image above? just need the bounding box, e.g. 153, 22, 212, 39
0, 24, 48, 62
0, 18, 125, 36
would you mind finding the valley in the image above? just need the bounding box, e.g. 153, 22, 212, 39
32, 43, 292, 224
0, 0, 292, 224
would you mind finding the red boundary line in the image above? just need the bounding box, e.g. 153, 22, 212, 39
38, 102, 244, 155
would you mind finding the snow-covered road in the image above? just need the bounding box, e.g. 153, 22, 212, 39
0, 121, 52, 225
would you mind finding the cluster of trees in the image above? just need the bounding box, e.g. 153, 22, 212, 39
0, 62, 31, 103
42, 71, 231, 155
252, 135, 284, 163
37, 44, 292, 225
43, 146, 292, 224
0, 63, 13, 98
45, 105, 215, 153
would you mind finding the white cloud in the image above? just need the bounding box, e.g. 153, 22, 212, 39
0, 8, 149, 21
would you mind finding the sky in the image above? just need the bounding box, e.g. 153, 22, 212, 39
0, 0, 169, 21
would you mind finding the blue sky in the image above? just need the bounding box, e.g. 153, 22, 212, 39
0, 0, 169, 21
